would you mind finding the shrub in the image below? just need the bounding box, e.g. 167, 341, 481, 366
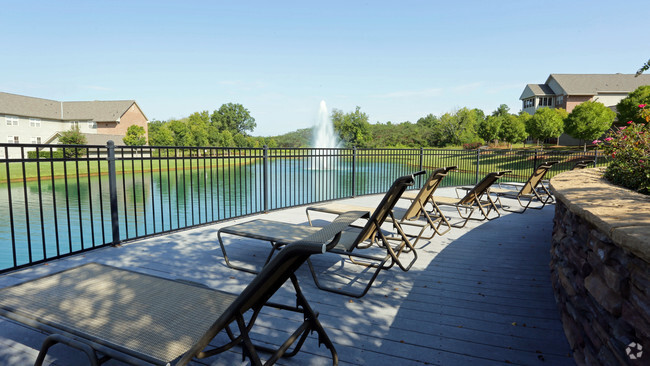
27, 150, 64, 159
598, 104, 650, 194
463, 142, 482, 150
58, 125, 87, 158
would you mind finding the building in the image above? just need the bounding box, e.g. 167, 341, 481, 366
520, 73, 650, 115
519, 73, 650, 144
0, 92, 148, 157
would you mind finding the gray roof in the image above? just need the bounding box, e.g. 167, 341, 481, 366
527, 84, 555, 96
548, 73, 650, 95
82, 133, 127, 146
0, 92, 137, 122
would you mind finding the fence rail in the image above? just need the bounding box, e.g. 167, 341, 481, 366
0, 142, 605, 273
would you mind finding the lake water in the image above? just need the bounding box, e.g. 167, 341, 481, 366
1, 159, 439, 271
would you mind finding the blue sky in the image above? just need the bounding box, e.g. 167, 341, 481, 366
2, 1, 648, 136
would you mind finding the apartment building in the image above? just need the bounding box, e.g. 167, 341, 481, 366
0, 92, 148, 157
519, 74, 650, 144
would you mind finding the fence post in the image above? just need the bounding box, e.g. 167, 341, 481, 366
107, 141, 120, 245
533, 149, 539, 172
352, 147, 357, 197
593, 149, 599, 167
475, 149, 480, 185
263, 145, 269, 213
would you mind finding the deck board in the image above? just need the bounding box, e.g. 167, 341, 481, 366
0, 188, 574, 365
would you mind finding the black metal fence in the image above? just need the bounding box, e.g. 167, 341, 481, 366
0, 142, 605, 273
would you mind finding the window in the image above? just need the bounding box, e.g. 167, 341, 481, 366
523, 99, 534, 108
538, 97, 554, 107
71, 121, 79, 128
7, 136, 19, 143
31, 136, 42, 144
6, 115, 19, 126
556, 95, 564, 105
89, 121, 97, 129
29, 118, 41, 127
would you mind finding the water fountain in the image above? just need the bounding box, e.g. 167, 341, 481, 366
312, 100, 340, 149
311, 100, 340, 170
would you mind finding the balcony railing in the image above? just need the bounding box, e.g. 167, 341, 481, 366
0, 142, 606, 273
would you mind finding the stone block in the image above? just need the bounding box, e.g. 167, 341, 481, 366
621, 300, 650, 340
601, 264, 625, 294
558, 267, 577, 297
603, 339, 629, 366
585, 272, 622, 316
629, 287, 650, 325
561, 311, 584, 349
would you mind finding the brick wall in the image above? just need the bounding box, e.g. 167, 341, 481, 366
97, 103, 148, 139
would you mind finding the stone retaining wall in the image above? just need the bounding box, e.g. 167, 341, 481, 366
550, 169, 650, 365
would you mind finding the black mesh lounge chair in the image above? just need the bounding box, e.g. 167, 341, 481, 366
305, 167, 457, 246
489, 161, 558, 213
218, 173, 422, 298
0, 211, 364, 366
572, 159, 594, 169
432, 171, 510, 228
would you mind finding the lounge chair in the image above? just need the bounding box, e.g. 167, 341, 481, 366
218, 173, 421, 298
489, 161, 558, 213
432, 171, 510, 228
572, 159, 594, 169
305, 166, 457, 246
0, 211, 364, 366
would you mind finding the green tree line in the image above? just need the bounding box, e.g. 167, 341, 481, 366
147, 103, 278, 148
143, 86, 650, 150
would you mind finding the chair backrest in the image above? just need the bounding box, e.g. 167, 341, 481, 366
402, 166, 456, 220
352, 172, 422, 245
181, 211, 365, 363
518, 161, 558, 195
458, 171, 510, 205
572, 159, 594, 170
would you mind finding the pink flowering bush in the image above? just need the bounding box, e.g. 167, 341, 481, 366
598, 104, 650, 194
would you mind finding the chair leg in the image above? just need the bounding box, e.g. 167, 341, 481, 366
35, 334, 101, 366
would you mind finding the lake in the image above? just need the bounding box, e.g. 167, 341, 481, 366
1, 159, 444, 271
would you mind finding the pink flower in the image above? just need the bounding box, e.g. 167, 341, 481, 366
639, 104, 647, 108
604, 137, 613, 141
592, 139, 602, 144
620, 126, 626, 130
628, 120, 633, 124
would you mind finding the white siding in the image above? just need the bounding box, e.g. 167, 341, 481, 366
592, 93, 628, 108
0, 115, 98, 158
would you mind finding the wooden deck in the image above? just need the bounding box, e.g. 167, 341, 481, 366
0, 188, 574, 365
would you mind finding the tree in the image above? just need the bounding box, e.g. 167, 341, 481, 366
499, 114, 528, 147
233, 133, 248, 147
636, 58, 650, 76
477, 115, 501, 144
331, 106, 371, 147
187, 111, 210, 146
168, 119, 192, 146
616, 85, 650, 124
416, 113, 439, 128
148, 121, 174, 146
211, 103, 256, 135
526, 107, 566, 145
452, 108, 483, 145
564, 101, 615, 147
58, 125, 87, 157
492, 104, 510, 117
123, 125, 147, 146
